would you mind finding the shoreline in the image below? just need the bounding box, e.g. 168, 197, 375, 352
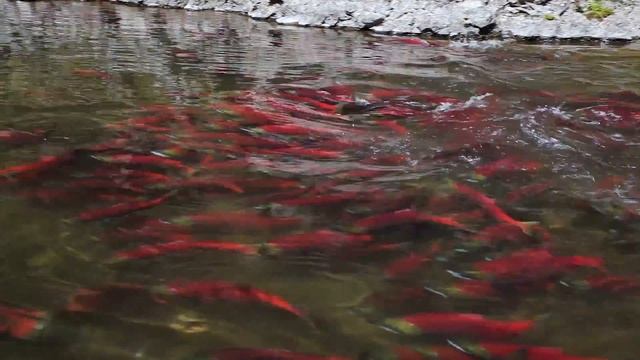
109, 0, 640, 41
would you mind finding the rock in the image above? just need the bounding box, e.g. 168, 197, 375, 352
108, 0, 640, 40
498, 1, 640, 40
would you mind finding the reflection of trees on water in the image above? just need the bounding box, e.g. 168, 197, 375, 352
0, 1, 345, 98
1, 0, 434, 101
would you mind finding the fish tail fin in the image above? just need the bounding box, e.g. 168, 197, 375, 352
472, 172, 487, 181
442, 178, 458, 192
518, 221, 539, 236
43, 127, 56, 140
258, 243, 281, 256
183, 166, 197, 176
381, 318, 422, 335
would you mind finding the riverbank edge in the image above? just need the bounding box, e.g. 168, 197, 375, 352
108, 0, 640, 41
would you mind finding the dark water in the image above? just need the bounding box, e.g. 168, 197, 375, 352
1, 1, 640, 359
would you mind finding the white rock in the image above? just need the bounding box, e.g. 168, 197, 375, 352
109, 0, 640, 40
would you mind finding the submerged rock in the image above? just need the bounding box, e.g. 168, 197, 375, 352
109, 0, 640, 40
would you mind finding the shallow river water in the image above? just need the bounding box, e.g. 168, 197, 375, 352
1, 1, 640, 360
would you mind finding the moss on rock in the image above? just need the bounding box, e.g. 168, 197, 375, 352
585, 0, 614, 20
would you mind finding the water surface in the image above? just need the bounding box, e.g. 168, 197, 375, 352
1, 1, 640, 359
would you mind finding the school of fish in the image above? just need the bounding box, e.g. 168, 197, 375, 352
2, 73, 640, 359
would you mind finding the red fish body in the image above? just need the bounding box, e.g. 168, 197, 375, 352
214, 103, 283, 125
416, 213, 467, 229
578, 275, 640, 294
174, 212, 301, 229
313, 138, 365, 151
355, 209, 465, 231
264, 99, 349, 121
385, 243, 441, 279
94, 154, 187, 171
319, 84, 354, 97
157, 280, 304, 317
114, 219, 185, 240
124, 115, 167, 127
453, 182, 534, 233
473, 249, 603, 284
394, 346, 474, 360
0, 303, 47, 339
0, 153, 72, 179
334, 169, 386, 180
506, 181, 553, 202
384, 312, 534, 339
474, 248, 549, 276
581, 104, 640, 129
0, 129, 47, 145
301, 98, 339, 112
114, 240, 257, 260
266, 147, 343, 159
476, 342, 606, 360
596, 175, 627, 191
446, 280, 498, 299
363, 154, 409, 166
384, 252, 430, 279
260, 124, 332, 136
267, 230, 372, 252
377, 120, 409, 135
119, 170, 172, 187
601, 90, 640, 104
129, 123, 171, 133
473, 223, 534, 245
355, 209, 421, 230
237, 178, 302, 192
375, 105, 419, 117
393, 37, 433, 47
84, 138, 130, 152
165, 177, 244, 193
475, 157, 542, 178
78, 194, 170, 221
199, 158, 250, 171
276, 92, 339, 112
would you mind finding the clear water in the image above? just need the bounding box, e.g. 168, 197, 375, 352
1, 1, 640, 359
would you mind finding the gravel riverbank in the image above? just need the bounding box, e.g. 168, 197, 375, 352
110, 0, 640, 40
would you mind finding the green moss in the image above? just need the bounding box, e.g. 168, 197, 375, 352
585, 0, 614, 19
544, 14, 556, 21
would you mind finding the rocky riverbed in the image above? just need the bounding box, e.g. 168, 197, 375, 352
109, 0, 640, 40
